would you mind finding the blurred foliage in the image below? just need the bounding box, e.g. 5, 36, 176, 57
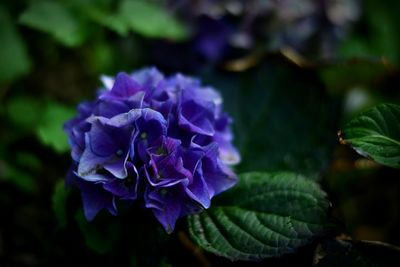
204, 62, 339, 179
340, 104, 400, 169
52, 179, 70, 228
0, 0, 400, 266
19, 1, 88, 47
0, 6, 31, 84
339, 0, 400, 65
74, 208, 120, 254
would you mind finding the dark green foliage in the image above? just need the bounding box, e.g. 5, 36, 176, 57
0, 7, 31, 83
52, 179, 70, 228
188, 172, 330, 261
75, 209, 120, 254
206, 63, 339, 179
19, 1, 88, 47
341, 104, 400, 168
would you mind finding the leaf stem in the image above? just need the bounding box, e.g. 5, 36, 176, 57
178, 231, 212, 267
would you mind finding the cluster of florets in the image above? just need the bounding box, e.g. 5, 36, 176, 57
64, 68, 239, 232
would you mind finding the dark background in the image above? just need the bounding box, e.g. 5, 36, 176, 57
1, 0, 400, 266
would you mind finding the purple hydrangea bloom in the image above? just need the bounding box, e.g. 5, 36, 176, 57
64, 67, 239, 233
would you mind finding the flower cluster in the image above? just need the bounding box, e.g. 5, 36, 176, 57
64, 68, 239, 232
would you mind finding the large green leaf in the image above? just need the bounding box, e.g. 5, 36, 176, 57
1, 163, 37, 194
119, 0, 188, 40
83, 5, 129, 36
203, 62, 339, 178
36, 102, 75, 153
340, 103, 400, 168
187, 172, 330, 261
0, 7, 31, 84
19, 1, 87, 47
6, 96, 42, 131
6, 97, 74, 152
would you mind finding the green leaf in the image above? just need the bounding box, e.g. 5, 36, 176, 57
1, 163, 37, 194
187, 172, 330, 261
203, 62, 339, 178
75, 209, 120, 254
7, 98, 74, 152
339, 0, 400, 65
0, 7, 31, 83
84, 6, 129, 36
6, 96, 42, 130
52, 179, 70, 228
340, 103, 400, 168
19, 1, 86, 47
36, 102, 75, 153
119, 0, 188, 40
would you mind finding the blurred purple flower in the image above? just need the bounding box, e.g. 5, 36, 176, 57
64, 67, 239, 232
158, 0, 360, 67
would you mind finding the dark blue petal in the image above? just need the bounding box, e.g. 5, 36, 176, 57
135, 109, 168, 161
93, 99, 131, 118
103, 163, 139, 200
81, 184, 117, 221
214, 131, 241, 164
145, 186, 184, 233
130, 67, 164, 87
69, 172, 117, 221
100, 72, 141, 100
178, 99, 215, 136
201, 143, 238, 197
145, 155, 190, 187
185, 160, 211, 208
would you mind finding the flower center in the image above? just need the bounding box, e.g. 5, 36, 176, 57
116, 149, 124, 157
160, 188, 168, 197
155, 147, 166, 156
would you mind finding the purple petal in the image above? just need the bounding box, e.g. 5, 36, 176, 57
103, 163, 139, 200
64, 101, 95, 161
78, 142, 115, 179
214, 132, 241, 164
88, 121, 118, 157
145, 186, 184, 233
103, 152, 130, 179
78, 114, 136, 179
69, 172, 117, 221
81, 184, 117, 221
93, 99, 131, 118
185, 161, 211, 208
182, 147, 203, 173
144, 155, 190, 187
135, 109, 168, 160
178, 99, 215, 136
100, 72, 141, 100
130, 67, 164, 87
202, 143, 238, 197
